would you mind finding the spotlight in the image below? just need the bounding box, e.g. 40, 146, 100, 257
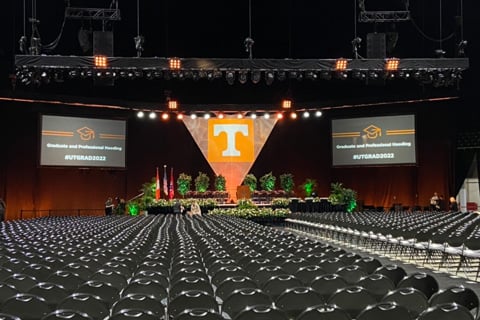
265, 71, 274, 85
94, 55, 108, 68
277, 71, 287, 81
434, 49, 446, 58
161, 113, 169, 120
237, 113, 243, 119
315, 110, 322, 117
352, 70, 366, 80
335, 59, 348, 71
263, 113, 270, 119
169, 58, 181, 69
190, 113, 197, 119
457, 40, 467, 57
385, 58, 399, 71
276, 113, 284, 120
290, 112, 297, 119
176, 113, 184, 120
250, 113, 257, 119
226, 71, 235, 85
303, 111, 310, 118
238, 71, 248, 84
204, 113, 211, 119
149, 111, 157, 119
137, 111, 145, 118
351, 37, 362, 59
134, 35, 144, 57
305, 71, 317, 80
168, 100, 178, 110
319, 71, 332, 80
251, 71, 261, 84
282, 99, 292, 109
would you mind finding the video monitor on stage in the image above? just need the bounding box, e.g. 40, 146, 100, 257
331, 114, 416, 166
40, 115, 127, 168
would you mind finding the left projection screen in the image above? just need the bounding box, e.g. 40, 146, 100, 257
40, 115, 126, 168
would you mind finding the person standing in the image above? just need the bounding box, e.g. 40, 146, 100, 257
105, 197, 114, 216
0, 198, 6, 221
430, 192, 440, 211
449, 196, 459, 212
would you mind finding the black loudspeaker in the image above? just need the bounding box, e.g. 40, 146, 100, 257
93, 31, 114, 86
366, 33, 386, 58
93, 31, 113, 56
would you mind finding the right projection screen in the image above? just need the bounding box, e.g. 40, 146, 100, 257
331, 114, 416, 166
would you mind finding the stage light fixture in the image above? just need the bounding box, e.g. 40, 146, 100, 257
226, 71, 235, 85
204, 113, 211, 119
277, 71, 287, 81
169, 58, 181, 69
161, 113, 169, 120
335, 58, 348, 71
265, 71, 274, 85
190, 113, 197, 119
385, 58, 399, 71
94, 55, 108, 68
250, 113, 257, 119
137, 111, 145, 118
352, 70, 366, 80
168, 100, 178, 110
216, 112, 224, 119
251, 71, 261, 84
263, 113, 270, 119
237, 113, 243, 119
315, 110, 323, 117
149, 111, 157, 119
303, 111, 310, 118
177, 113, 184, 120
282, 99, 292, 109
319, 70, 332, 80
290, 112, 297, 119
276, 113, 284, 120
305, 71, 317, 80
238, 71, 248, 84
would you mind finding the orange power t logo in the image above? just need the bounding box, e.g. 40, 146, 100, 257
208, 119, 254, 162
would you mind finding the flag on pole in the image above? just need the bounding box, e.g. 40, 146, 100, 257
155, 167, 160, 200
169, 167, 174, 199
163, 165, 168, 196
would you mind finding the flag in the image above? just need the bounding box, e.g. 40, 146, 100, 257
155, 167, 160, 200
163, 165, 168, 196
169, 167, 174, 199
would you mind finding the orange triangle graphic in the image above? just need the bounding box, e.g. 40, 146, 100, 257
183, 115, 277, 202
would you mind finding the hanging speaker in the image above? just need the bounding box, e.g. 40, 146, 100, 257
366, 33, 386, 59
93, 31, 114, 86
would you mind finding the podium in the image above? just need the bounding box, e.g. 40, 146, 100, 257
236, 185, 251, 200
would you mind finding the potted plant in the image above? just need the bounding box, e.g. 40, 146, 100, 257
279, 173, 295, 195
301, 178, 317, 197
328, 182, 357, 212
260, 172, 276, 191
243, 173, 257, 192
194, 171, 210, 193
177, 173, 192, 198
214, 174, 226, 192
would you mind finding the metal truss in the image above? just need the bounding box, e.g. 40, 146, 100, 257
359, 11, 411, 23
65, 7, 121, 21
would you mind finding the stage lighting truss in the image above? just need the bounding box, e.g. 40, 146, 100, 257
14, 55, 468, 89
132, 107, 325, 122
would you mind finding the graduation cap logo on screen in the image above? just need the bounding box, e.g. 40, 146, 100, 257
363, 125, 381, 139
77, 127, 95, 140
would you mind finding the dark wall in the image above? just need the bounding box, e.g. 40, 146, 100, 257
0, 97, 471, 220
